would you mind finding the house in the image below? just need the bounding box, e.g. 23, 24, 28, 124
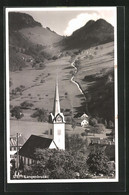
75, 112, 89, 127
10, 134, 26, 159
17, 78, 65, 166
81, 119, 89, 127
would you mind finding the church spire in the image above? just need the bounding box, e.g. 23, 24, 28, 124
53, 77, 61, 117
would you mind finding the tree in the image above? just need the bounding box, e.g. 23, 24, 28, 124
71, 118, 76, 130
31, 108, 48, 122
65, 133, 89, 156
108, 120, 114, 129
90, 123, 106, 134
104, 120, 107, 127
20, 101, 33, 109
28, 149, 87, 179
87, 146, 111, 176
89, 118, 98, 126
15, 87, 22, 93
10, 159, 16, 179
10, 106, 24, 120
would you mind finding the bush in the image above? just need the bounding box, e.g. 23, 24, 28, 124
29, 148, 88, 179
89, 118, 98, 126
108, 120, 114, 129
40, 80, 44, 83
87, 146, 112, 176
31, 108, 49, 122
52, 56, 58, 60
94, 123, 105, 133
65, 133, 88, 155
10, 106, 24, 120
20, 101, 33, 109
89, 123, 105, 134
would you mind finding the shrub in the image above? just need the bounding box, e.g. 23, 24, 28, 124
40, 80, 44, 83
52, 56, 58, 60
108, 120, 114, 129
20, 101, 33, 109
31, 108, 49, 122
27, 148, 87, 179
87, 146, 110, 175
10, 106, 24, 120
89, 118, 98, 126
94, 123, 105, 133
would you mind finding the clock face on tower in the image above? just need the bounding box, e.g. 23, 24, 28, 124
56, 114, 63, 123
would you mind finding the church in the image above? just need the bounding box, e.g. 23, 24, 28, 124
17, 80, 65, 166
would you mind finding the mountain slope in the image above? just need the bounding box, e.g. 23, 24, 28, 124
9, 12, 63, 71
19, 26, 62, 46
62, 19, 114, 49
9, 12, 42, 31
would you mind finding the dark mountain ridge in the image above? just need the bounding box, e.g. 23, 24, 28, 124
9, 12, 42, 32
62, 19, 114, 49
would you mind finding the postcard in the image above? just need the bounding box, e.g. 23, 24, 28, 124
6, 7, 118, 184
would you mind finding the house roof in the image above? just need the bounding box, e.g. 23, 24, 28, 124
18, 134, 53, 159
81, 113, 88, 119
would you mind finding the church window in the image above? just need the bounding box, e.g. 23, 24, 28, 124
50, 129, 52, 135
58, 129, 61, 135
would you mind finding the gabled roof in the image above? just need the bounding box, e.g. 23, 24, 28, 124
81, 113, 88, 119
18, 134, 53, 159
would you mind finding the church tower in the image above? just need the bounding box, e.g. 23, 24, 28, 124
50, 79, 65, 150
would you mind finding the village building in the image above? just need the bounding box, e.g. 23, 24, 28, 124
10, 134, 26, 159
80, 113, 88, 120
81, 119, 89, 127
16, 79, 65, 166
75, 112, 89, 127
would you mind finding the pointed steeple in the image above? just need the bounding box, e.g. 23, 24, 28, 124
53, 78, 61, 117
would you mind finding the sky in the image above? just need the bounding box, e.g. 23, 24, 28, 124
17, 7, 116, 36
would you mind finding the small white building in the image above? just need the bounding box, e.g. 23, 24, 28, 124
80, 113, 89, 127
81, 119, 89, 128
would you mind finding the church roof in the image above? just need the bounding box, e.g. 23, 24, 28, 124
18, 134, 53, 159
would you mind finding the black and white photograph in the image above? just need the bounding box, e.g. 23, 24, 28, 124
6, 7, 118, 183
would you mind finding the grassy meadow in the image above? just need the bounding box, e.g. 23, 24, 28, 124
10, 41, 114, 136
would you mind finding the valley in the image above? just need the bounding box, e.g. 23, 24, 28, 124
9, 12, 115, 136
10, 41, 114, 121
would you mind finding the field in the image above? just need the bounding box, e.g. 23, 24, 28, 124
10, 120, 111, 141
10, 42, 114, 122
